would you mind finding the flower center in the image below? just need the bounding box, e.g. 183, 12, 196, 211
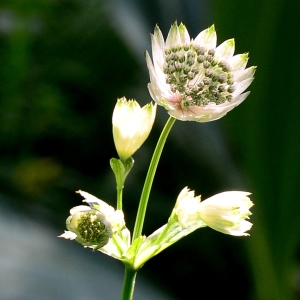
77, 211, 112, 246
163, 44, 235, 109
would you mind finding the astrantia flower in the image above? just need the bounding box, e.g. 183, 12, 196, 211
76, 190, 125, 233
59, 191, 126, 249
60, 205, 113, 248
173, 187, 253, 236
113, 97, 157, 161
146, 22, 256, 122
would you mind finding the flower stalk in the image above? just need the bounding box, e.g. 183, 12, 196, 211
132, 116, 176, 242
121, 267, 137, 300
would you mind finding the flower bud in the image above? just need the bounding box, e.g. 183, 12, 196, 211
174, 187, 253, 236
112, 97, 156, 161
197, 191, 253, 236
174, 187, 202, 228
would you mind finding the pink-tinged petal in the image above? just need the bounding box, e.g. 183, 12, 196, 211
194, 25, 217, 49
146, 52, 169, 94
148, 83, 172, 106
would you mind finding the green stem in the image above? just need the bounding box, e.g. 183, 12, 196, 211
121, 267, 137, 300
132, 116, 176, 241
117, 187, 123, 210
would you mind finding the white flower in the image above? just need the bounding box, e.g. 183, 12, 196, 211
174, 188, 253, 236
197, 191, 253, 236
112, 97, 157, 160
59, 191, 126, 249
60, 205, 113, 248
146, 22, 256, 122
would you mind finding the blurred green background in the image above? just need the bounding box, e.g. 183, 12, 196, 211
1, 0, 300, 299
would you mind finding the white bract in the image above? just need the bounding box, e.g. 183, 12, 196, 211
112, 97, 156, 160
146, 22, 256, 122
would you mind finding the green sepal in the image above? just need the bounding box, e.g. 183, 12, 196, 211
110, 157, 134, 189
122, 235, 145, 268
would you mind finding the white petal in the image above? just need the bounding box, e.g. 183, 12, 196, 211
151, 29, 165, 70
233, 78, 254, 96
227, 220, 253, 236
231, 91, 250, 105
153, 25, 165, 51
203, 191, 251, 205
178, 22, 190, 44
76, 190, 101, 204
166, 22, 181, 48
146, 52, 170, 96
215, 39, 235, 60
58, 230, 77, 240
194, 25, 217, 49
234, 66, 256, 82
229, 53, 249, 71
70, 205, 91, 215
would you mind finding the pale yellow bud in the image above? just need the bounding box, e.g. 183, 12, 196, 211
174, 188, 253, 236
197, 191, 253, 236
112, 97, 156, 160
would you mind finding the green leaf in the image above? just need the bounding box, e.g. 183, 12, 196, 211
110, 157, 134, 189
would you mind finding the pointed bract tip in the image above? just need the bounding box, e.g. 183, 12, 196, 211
208, 24, 215, 32
227, 38, 235, 46
241, 52, 249, 60
178, 22, 186, 30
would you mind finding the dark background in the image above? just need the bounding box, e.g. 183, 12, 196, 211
1, 0, 300, 299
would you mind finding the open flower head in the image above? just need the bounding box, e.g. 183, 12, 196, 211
146, 22, 256, 122
113, 97, 157, 161
174, 188, 253, 236
59, 191, 125, 249
63, 205, 112, 248
77, 190, 125, 233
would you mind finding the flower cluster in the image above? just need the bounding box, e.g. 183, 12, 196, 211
60, 22, 255, 277
146, 22, 256, 122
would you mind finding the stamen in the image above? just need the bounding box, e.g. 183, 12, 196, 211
163, 41, 235, 109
